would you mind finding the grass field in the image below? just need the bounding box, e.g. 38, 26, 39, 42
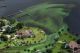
1, 32, 58, 53
14, 27, 46, 44
1, 26, 77, 53
52, 26, 77, 53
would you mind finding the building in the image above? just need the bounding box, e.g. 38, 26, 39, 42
16, 30, 35, 38
69, 41, 79, 49
69, 41, 80, 53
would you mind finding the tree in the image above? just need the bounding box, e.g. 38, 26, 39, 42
61, 29, 64, 31
0, 20, 5, 27
75, 33, 79, 37
58, 51, 62, 53
34, 41, 36, 44
3, 26, 11, 34
16, 51, 20, 53
33, 48, 37, 52
24, 49, 27, 52
45, 45, 48, 48
58, 31, 61, 35
10, 19, 16, 24
3, 26, 16, 34
77, 39, 80, 44
16, 22, 23, 29
67, 28, 70, 32
27, 49, 30, 52
0, 35, 8, 41
51, 43, 54, 46
1, 16, 7, 19
46, 49, 52, 53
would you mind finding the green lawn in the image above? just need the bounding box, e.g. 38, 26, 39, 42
0, 42, 7, 49
1, 33, 58, 53
1, 26, 77, 53
52, 28, 76, 53
15, 27, 46, 44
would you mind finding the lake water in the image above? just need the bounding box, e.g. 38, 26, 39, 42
64, 6, 80, 35
0, 0, 80, 35
0, 0, 78, 16
0, 0, 48, 16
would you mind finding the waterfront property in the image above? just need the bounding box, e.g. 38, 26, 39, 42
68, 41, 80, 53
16, 30, 35, 38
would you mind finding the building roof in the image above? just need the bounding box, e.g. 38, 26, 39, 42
69, 41, 79, 49
16, 30, 34, 37
69, 41, 80, 53
76, 49, 80, 53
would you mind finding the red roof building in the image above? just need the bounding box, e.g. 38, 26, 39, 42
16, 30, 34, 38
69, 41, 80, 53
69, 41, 79, 49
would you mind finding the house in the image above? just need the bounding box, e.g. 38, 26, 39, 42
16, 30, 35, 38
68, 41, 80, 53
69, 41, 79, 49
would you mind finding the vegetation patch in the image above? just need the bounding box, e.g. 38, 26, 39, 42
52, 26, 77, 53
13, 3, 73, 34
